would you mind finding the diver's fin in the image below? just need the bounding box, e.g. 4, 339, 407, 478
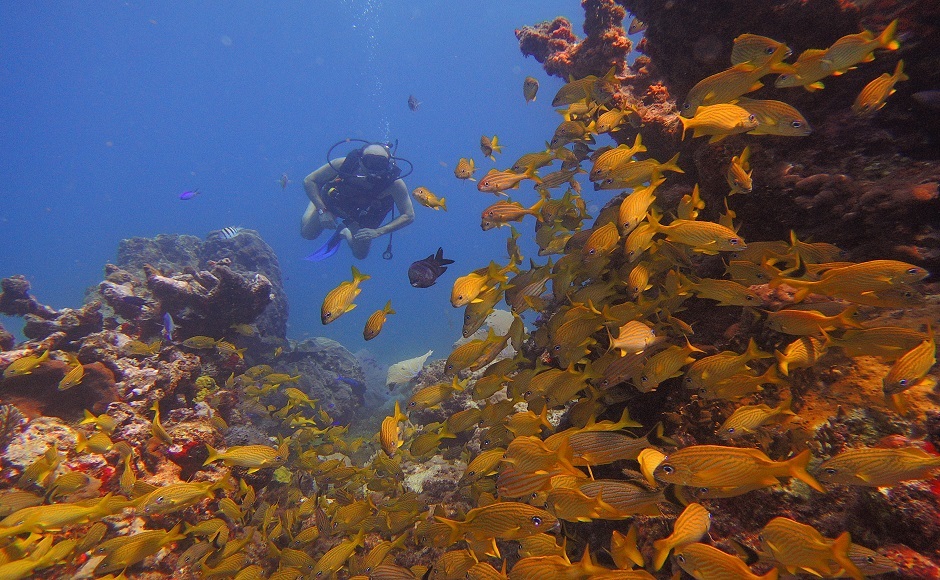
304, 230, 343, 262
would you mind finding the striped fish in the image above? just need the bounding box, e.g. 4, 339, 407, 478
816, 446, 940, 487
652, 502, 712, 571
674, 543, 774, 580
578, 479, 664, 516
218, 226, 244, 240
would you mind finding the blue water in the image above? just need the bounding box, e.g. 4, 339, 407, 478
0, 1, 604, 366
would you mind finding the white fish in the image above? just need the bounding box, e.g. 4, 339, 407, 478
386, 349, 433, 387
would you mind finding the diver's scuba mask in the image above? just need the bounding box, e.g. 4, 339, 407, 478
326, 138, 413, 180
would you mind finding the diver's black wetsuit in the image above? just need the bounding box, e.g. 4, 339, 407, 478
321, 149, 400, 228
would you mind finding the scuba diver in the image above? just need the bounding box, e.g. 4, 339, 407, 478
302, 139, 415, 260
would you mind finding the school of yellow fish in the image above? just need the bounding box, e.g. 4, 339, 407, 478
0, 20, 937, 580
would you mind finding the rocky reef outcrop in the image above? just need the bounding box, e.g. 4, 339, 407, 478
518, 0, 940, 275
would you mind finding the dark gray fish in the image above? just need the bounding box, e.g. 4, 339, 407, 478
912, 90, 940, 109
408, 247, 454, 288
120, 295, 150, 307
408, 95, 421, 111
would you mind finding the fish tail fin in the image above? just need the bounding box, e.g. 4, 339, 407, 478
631, 132, 646, 155
525, 166, 542, 185
745, 337, 772, 361
439, 197, 447, 211
651, 538, 673, 571
75, 431, 88, 453
646, 210, 664, 232
893, 59, 908, 81
787, 448, 825, 492
831, 531, 864, 580
879, 19, 900, 50
678, 116, 690, 140
529, 197, 546, 220
662, 152, 683, 174
383, 300, 395, 315
392, 400, 408, 422
774, 349, 791, 374
204, 443, 222, 466
351, 265, 371, 284
80, 409, 96, 425
434, 516, 463, 545
740, 145, 751, 168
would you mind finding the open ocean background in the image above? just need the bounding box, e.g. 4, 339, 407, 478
1, 1, 643, 368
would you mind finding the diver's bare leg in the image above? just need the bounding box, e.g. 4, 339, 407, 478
301, 202, 324, 240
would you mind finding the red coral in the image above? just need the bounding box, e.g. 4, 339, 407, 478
516, 0, 631, 80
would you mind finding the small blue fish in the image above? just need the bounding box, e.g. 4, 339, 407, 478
179, 189, 200, 200
162, 313, 175, 341
408, 95, 421, 111
336, 376, 365, 391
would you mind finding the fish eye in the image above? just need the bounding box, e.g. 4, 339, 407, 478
661, 464, 674, 474
588, 249, 596, 255
791, 120, 802, 128
467, 470, 476, 477
729, 238, 741, 245
681, 102, 691, 110
747, 114, 757, 123
641, 375, 648, 383
531, 516, 543, 526
899, 378, 908, 387
824, 467, 837, 475
757, 534, 764, 542
408, 401, 417, 408
676, 554, 686, 563
524, 390, 532, 398
867, 556, 875, 564
553, 345, 561, 351
697, 487, 709, 493
745, 295, 754, 301
764, 46, 775, 54
779, 74, 790, 81
904, 291, 913, 298
727, 428, 735, 433
906, 267, 920, 275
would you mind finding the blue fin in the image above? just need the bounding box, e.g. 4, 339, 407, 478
305, 230, 343, 262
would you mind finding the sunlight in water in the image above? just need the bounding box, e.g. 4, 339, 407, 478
344, 0, 390, 141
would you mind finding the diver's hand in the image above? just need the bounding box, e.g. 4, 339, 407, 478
354, 228, 380, 241
318, 211, 337, 229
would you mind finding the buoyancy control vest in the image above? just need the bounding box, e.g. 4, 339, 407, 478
321, 148, 401, 228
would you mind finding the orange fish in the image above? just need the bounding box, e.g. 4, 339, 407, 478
477, 168, 542, 195
322, 266, 370, 324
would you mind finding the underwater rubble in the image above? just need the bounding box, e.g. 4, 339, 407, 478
0, 1, 939, 579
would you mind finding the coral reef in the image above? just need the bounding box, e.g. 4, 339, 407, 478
516, 0, 632, 80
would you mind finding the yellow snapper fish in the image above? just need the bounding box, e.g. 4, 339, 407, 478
832, 325, 928, 360
455, 261, 518, 308
363, 300, 395, 341
653, 445, 824, 492
407, 376, 466, 410
3, 349, 49, 377
203, 442, 288, 473
477, 167, 541, 195
681, 44, 790, 117
511, 149, 555, 173
321, 265, 370, 324
679, 103, 759, 142
480, 134, 503, 161
628, 17, 647, 34
772, 259, 928, 302
594, 106, 640, 133
816, 445, 940, 487
551, 68, 618, 106
774, 48, 836, 91
853, 59, 908, 115
594, 154, 682, 190
635, 339, 704, 392
412, 186, 447, 210
311, 528, 366, 579
674, 542, 777, 580
823, 19, 900, 73
0, 493, 115, 537
523, 76, 539, 103
137, 479, 232, 515
652, 502, 712, 571
608, 320, 659, 356
765, 306, 863, 336
94, 522, 187, 575
726, 145, 752, 195
549, 119, 595, 149
759, 517, 862, 580
718, 396, 795, 440
618, 178, 665, 235
775, 335, 828, 376
690, 277, 761, 306
455, 157, 477, 180
54, 362, 85, 391
588, 134, 646, 181
181, 335, 217, 349
582, 221, 621, 261
436, 501, 557, 544
731, 34, 791, 68
735, 98, 812, 137
649, 213, 746, 253
481, 199, 544, 231
682, 338, 770, 392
